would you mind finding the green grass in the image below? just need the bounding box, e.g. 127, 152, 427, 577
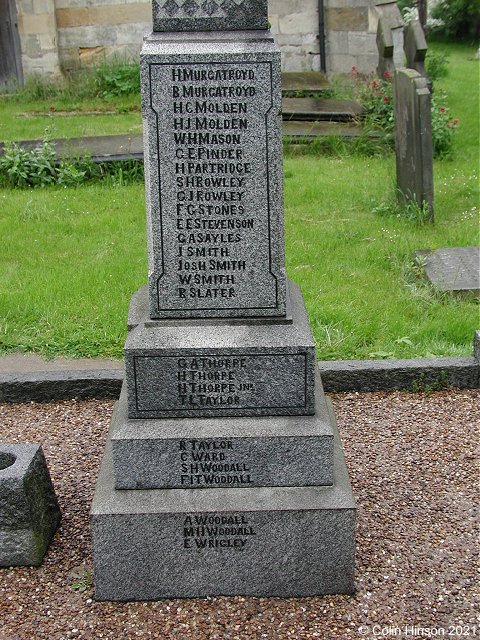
0, 59, 141, 141
0, 96, 141, 142
0, 44, 478, 360
0, 185, 146, 357
428, 40, 479, 163
283, 154, 478, 360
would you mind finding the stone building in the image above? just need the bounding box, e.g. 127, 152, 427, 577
1, 0, 380, 86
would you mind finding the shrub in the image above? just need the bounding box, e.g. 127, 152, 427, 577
0, 140, 57, 187
0, 138, 146, 189
430, 96, 459, 158
91, 60, 140, 98
396, 0, 416, 13
0, 140, 97, 188
9, 59, 141, 103
425, 50, 450, 85
352, 68, 395, 133
352, 68, 458, 158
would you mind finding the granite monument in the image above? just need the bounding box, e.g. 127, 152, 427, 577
91, 0, 356, 600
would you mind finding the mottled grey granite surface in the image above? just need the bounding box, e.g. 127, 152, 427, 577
91, 405, 355, 600
152, 0, 268, 32
124, 281, 316, 418
0, 444, 61, 566
112, 372, 333, 489
127, 284, 294, 331
91, 13, 358, 603
1, 356, 477, 404
141, 30, 287, 318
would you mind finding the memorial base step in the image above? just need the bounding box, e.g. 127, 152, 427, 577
91, 405, 356, 600
111, 371, 333, 489
124, 281, 316, 419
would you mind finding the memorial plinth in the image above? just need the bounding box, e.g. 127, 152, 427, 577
91, 0, 356, 600
142, 30, 286, 319
125, 281, 315, 418
111, 369, 334, 490
93, 412, 355, 600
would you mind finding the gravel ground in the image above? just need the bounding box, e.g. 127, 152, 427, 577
0, 389, 478, 640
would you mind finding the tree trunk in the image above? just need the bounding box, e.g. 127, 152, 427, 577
417, 0, 427, 30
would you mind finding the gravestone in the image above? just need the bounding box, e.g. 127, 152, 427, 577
376, 17, 396, 79
404, 20, 428, 79
91, 0, 356, 600
375, 0, 404, 77
394, 67, 434, 220
0, 443, 61, 566
415, 247, 480, 296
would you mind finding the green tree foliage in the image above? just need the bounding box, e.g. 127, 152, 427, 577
397, 0, 415, 12
431, 0, 480, 40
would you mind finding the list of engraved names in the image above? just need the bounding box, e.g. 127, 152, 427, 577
149, 62, 278, 312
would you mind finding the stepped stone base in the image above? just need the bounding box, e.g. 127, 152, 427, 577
125, 281, 316, 419
91, 406, 356, 600
111, 371, 333, 489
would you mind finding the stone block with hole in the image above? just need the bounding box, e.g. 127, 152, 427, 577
0, 444, 61, 566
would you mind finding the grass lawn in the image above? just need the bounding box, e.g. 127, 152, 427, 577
0, 43, 478, 361
0, 95, 142, 142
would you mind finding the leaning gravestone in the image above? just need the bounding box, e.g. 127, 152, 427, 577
404, 20, 428, 79
91, 0, 356, 600
376, 16, 396, 78
375, 0, 404, 77
394, 67, 434, 220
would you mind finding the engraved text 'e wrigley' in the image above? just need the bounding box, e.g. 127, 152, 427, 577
182, 513, 256, 550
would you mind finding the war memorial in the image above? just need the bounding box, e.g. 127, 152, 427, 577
91, 0, 356, 600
